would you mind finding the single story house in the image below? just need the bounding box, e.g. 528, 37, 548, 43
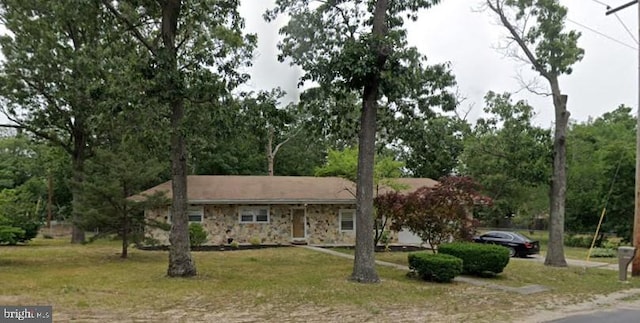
133, 175, 437, 246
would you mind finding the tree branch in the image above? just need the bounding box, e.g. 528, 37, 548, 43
315, 0, 359, 40
514, 72, 552, 97
272, 126, 303, 157
486, 0, 550, 80
101, 0, 157, 56
0, 112, 72, 154
0, 123, 23, 129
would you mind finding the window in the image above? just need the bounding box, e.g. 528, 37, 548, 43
239, 207, 270, 223
187, 206, 204, 223
167, 205, 204, 223
339, 209, 355, 232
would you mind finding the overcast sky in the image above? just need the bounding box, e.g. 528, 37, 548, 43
239, 0, 639, 128
1, 1, 635, 129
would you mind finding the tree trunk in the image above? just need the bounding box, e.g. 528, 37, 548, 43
70, 122, 86, 244
267, 127, 274, 176
121, 207, 129, 259
167, 97, 196, 276
545, 77, 568, 267
121, 182, 129, 259
351, 0, 389, 284
163, 0, 196, 277
352, 83, 380, 283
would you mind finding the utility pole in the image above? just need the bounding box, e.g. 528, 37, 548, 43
606, 0, 640, 276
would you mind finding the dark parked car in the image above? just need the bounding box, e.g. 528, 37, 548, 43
473, 231, 540, 257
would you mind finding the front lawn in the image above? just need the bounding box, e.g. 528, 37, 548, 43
1, 238, 639, 322
517, 230, 619, 264
373, 250, 635, 291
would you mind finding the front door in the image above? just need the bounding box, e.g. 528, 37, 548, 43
292, 209, 306, 240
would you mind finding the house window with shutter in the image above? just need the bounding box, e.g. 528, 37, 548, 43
238, 207, 270, 223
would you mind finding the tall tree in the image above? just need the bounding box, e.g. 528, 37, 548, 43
103, 1, 255, 276
0, 1, 131, 243
486, 0, 584, 267
242, 89, 298, 176
267, 0, 453, 283
82, 140, 166, 258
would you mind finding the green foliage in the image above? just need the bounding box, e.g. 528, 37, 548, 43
408, 252, 463, 283
488, 0, 585, 266
318, 147, 406, 247
397, 115, 469, 179
589, 248, 616, 258
80, 137, 166, 247
501, 0, 584, 76
269, 0, 454, 282
0, 224, 26, 245
0, 185, 43, 244
142, 236, 160, 247
315, 147, 405, 183
147, 218, 171, 232
566, 106, 635, 242
249, 237, 261, 246
438, 242, 510, 276
189, 223, 208, 247
460, 92, 551, 226
379, 230, 391, 248
314, 147, 359, 182
393, 176, 489, 250
270, 0, 458, 176
563, 234, 611, 249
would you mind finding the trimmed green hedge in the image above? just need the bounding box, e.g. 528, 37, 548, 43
408, 252, 463, 283
438, 242, 510, 276
189, 223, 208, 247
590, 248, 616, 258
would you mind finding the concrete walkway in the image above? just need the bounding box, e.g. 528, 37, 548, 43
297, 245, 550, 295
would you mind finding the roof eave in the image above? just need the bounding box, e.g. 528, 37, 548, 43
187, 199, 356, 205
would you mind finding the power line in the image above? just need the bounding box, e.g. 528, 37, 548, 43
614, 13, 639, 44
567, 18, 638, 50
590, 0, 611, 8
589, 0, 638, 44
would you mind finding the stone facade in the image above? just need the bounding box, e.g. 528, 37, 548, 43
145, 203, 362, 246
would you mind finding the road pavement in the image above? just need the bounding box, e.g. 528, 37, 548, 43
547, 308, 640, 323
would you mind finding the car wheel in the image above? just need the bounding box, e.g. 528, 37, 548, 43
508, 247, 516, 257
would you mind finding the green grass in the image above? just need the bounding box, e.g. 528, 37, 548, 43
331, 247, 640, 293
515, 230, 619, 264
1, 238, 640, 322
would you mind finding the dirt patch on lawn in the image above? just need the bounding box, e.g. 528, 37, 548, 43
12, 287, 640, 322
51, 304, 459, 323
